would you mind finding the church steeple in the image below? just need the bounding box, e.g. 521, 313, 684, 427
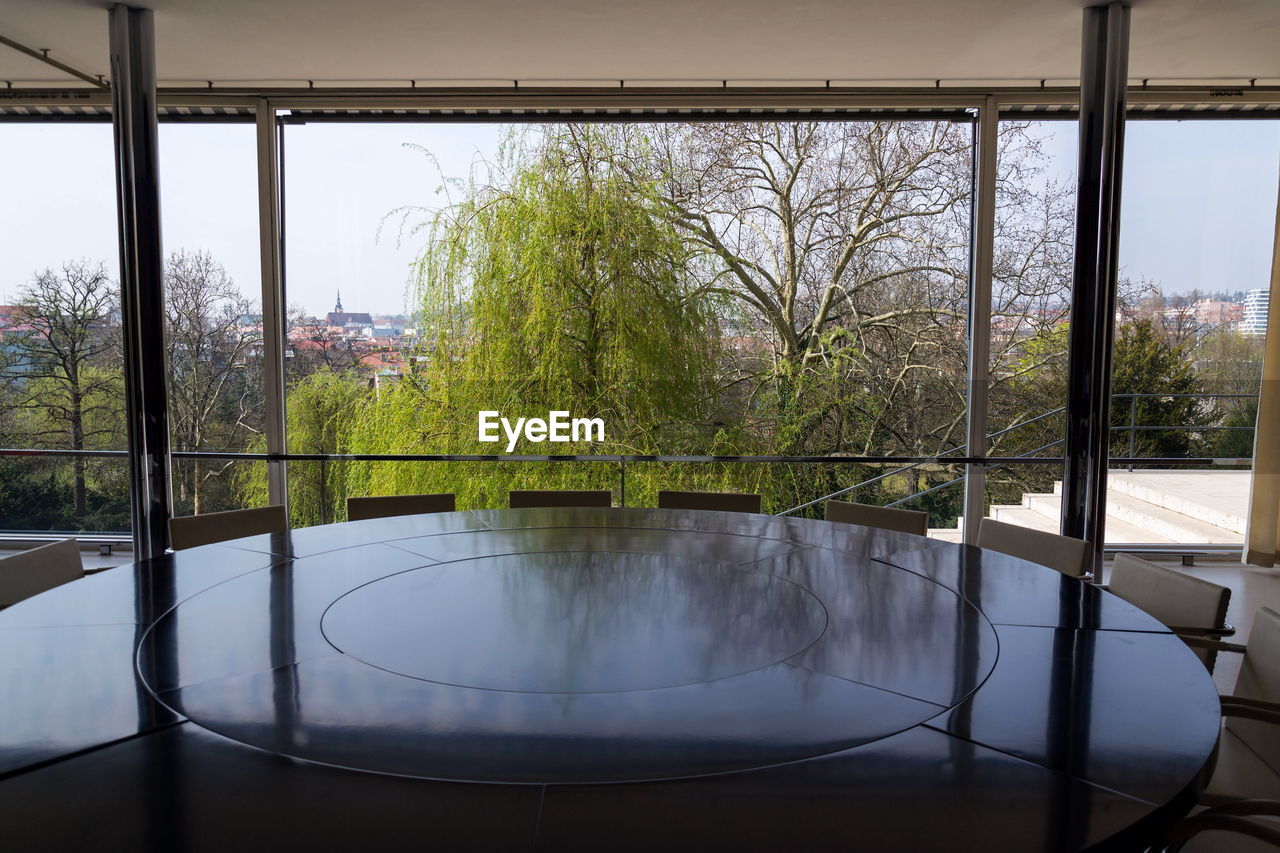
335, 290, 344, 313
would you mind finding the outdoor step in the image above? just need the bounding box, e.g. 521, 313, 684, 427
1106, 471, 1250, 535
988, 505, 1060, 533
1103, 489, 1242, 544
998, 494, 1180, 543
1024, 492, 1065, 520
928, 513, 1173, 544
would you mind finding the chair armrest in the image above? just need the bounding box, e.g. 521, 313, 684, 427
1164, 810, 1280, 851
1222, 695, 1280, 713
1169, 624, 1237, 638
1197, 799, 1280, 819
1221, 701, 1280, 726
1177, 634, 1247, 654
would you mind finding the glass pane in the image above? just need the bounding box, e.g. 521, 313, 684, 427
0, 122, 127, 534
976, 119, 1078, 538
1108, 119, 1279, 547
0, 455, 130, 535
170, 456, 269, 517
281, 119, 974, 516
159, 121, 266, 518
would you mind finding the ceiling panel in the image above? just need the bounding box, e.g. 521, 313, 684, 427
0, 0, 1276, 88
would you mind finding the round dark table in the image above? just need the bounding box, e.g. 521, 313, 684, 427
0, 508, 1222, 851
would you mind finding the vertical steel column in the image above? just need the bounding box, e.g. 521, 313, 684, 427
257, 100, 289, 511
962, 96, 999, 545
110, 5, 172, 559
1062, 2, 1130, 577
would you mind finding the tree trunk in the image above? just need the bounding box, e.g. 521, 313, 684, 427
70, 386, 86, 520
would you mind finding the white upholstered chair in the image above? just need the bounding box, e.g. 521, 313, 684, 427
347, 493, 455, 521
509, 490, 612, 509
657, 490, 761, 514
825, 499, 928, 537
0, 539, 84, 608
1107, 553, 1232, 671
169, 505, 289, 550
976, 517, 1092, 579
1166, 608, 1280, 849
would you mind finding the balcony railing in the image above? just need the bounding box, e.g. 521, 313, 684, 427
0, 392, 1258, 547
780, 392, 1257, 517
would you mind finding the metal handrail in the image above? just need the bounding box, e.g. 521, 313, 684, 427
885, 438, 1065, 509
0, 447, 1251, 466
779, 409, 1075, 517
778, 391, 1259, 515
0, 448, 1070, 464
0, 390, 1258, 535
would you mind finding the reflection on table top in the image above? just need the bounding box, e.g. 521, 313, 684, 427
0, 508, 1221, 852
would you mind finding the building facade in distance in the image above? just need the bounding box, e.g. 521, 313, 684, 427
1243, 288, 1271, 336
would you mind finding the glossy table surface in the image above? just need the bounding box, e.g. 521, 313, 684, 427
0, 508, 1222, 851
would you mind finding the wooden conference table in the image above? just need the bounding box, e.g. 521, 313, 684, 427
0, 507, 1221, 851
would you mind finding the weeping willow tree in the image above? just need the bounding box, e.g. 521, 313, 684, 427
342, 125, 729, 509
236, 371, 369, 526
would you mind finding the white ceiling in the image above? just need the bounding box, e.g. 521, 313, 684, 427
0, 0, 1277, 89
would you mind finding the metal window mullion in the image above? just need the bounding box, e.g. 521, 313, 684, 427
109, 6, 173, 560
1063, 2, 1131, 579
962, 96, 999, 545
256, 99, 288, 511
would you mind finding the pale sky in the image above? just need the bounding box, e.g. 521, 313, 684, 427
0, 117, 1275, 315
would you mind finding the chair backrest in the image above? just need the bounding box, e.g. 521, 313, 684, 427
1108, 553, 1230, 670
0, 539, 84, 607
1227, 607, 1280, 774
509, 490, 613, 509
657, 490, 762, 514
976, 517, 1091, 578
169, 505, 289, 550
825, 499, 928, 537
1108, 553, 1230, 631
347, 493, 455, 521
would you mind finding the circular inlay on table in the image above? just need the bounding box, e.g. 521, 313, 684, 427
320, 552, 828, 694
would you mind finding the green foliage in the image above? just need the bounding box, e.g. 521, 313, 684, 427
332, 125, 733, 509
286, 371, 369, 526
1214, 399, 1259, 458
0, 457, 129, 532
1110, 318, 1203, 460
415, 126, 718, 443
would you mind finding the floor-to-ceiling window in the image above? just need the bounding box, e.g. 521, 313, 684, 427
1102, 118, 1280, 548
280, 115, 976, 524
0, 122, 128, 535
1, 102, 1275, 553
159, 120, 268, 518
978, 117, 1078, 540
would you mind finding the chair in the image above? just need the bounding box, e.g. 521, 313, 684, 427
509, 490, 612, 509
657, 490, 762, 514
1106, 553, 1232, 671
825, 499, 928, 536
0, 539, 84, 608
169, 505, 289, 550
976, 517, 1091, 579
347, 493, 455, 521
1164, 608, 1280, 849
